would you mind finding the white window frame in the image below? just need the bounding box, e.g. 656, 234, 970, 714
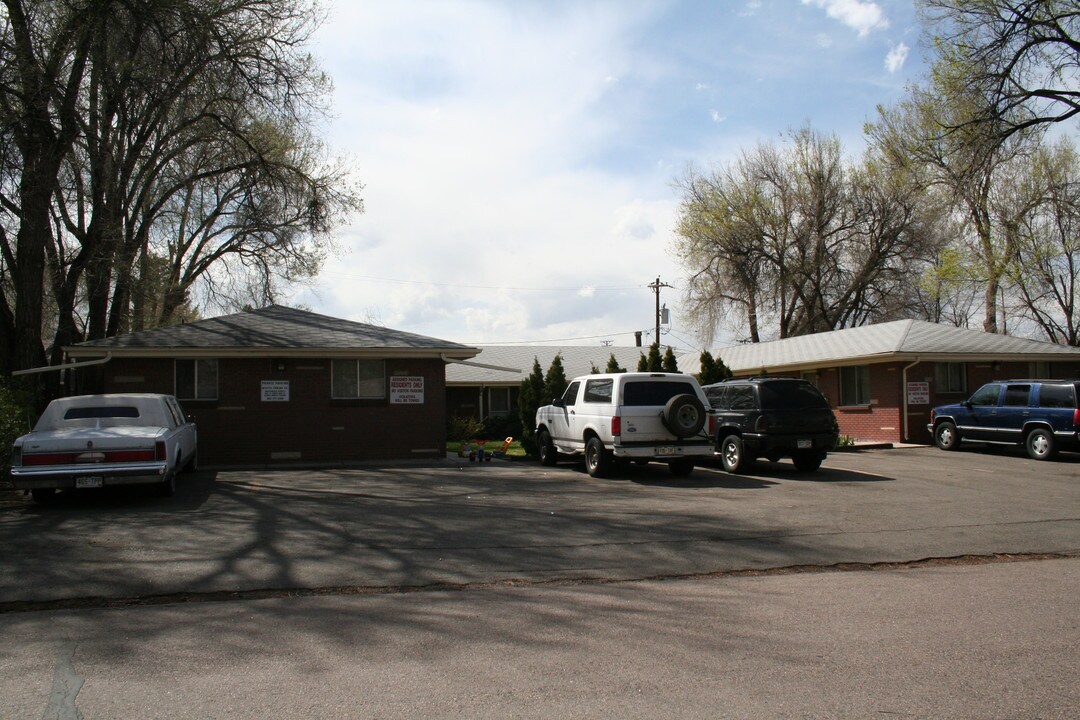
175, 359, 218, 401
934, 362, 967, 394
331, 359, 386, 399
487, 387, 511, 416
839, 365, 870, 406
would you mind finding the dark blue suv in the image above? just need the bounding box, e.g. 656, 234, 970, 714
928, 380, 1080, 460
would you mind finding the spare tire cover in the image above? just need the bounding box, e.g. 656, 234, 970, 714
663, 394, 706, 438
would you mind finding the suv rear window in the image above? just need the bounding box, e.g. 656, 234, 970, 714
760, 382, 830, 410
623, 381, 697, 407
1039, 383, 1078, 409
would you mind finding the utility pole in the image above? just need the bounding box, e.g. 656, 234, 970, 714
648, 277, 672, 347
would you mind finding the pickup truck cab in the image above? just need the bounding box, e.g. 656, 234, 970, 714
535, 372, 714, 478
9, 393, 198, 503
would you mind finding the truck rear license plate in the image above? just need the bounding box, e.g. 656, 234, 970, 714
657, 447, 679, 456
76, 476, 103, 488
797, 440, 812, 449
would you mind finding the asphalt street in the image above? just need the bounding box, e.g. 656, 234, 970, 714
1, 446, 1078, 718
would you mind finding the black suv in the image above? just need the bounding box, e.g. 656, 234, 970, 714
702, 378, 839, 473
928, 379, 1080, 460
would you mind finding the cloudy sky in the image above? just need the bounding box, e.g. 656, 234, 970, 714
292, 0, 927, 350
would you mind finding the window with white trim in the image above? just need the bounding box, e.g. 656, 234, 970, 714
934, 362, 966, 394
332, 360, 386, 399
175, 359, 218, 400
839, 366, 870, 406
487, 387, 511, 415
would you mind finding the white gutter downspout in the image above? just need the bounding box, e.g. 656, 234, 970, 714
12, 353, 113, 376
901, 357, 920, 442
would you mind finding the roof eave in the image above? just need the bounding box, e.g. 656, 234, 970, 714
64, 346, 480, 361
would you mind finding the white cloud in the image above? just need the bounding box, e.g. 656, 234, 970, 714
815, 33, 833, 48
801, 0, 889, 37
710, 110, 727, 123
885, 42, 910, 73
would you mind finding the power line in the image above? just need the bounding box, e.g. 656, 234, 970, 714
319, 271, 645, 293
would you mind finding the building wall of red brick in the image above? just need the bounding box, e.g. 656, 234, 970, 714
737, 358, 1079, 444
100, 356, 448, 466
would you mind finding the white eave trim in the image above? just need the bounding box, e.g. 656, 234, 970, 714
63, 346, 480, 361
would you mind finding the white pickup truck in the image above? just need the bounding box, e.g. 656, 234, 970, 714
9, 393, 198, 503
534, 372, 715, 478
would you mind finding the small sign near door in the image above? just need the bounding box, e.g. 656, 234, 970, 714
907, 381, 930, 405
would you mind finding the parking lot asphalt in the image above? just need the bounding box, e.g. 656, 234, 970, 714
1, 446, 1078, 606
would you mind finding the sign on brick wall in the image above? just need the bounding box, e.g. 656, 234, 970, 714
390, 376, 424, 404
907, 381, 930, 405
261, 380, 290, 402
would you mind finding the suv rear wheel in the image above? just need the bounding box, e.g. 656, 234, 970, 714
793, 450, 822, 472
719, 434, 751, 473
585, 437, 612, 478
1025, 428, 1056, 461
668, 458, 694, 477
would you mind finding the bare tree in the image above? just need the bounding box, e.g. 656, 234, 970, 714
674, 127, 936, 343
920, 0, 1080, 140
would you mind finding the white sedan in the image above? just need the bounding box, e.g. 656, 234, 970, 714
9, 393, 197, 503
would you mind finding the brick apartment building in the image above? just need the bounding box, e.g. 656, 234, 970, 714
62, 305, 478, 466
703, 320, 1080, 444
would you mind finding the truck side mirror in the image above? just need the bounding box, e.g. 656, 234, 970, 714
553, 398, 566, 408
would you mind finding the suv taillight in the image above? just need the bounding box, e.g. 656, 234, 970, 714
1074, 409, 1080, 428
611, 416, 621, 437
755, 415, 768, 433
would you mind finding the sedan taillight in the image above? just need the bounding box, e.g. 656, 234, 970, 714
155, 441, 167, 461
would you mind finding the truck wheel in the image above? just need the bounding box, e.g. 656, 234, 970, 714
31, 488, 58, 505
1025, 428, 1056, 461
668, 458, 694, 477
662, 394, 706, 438
720, 434, 750, 473
793, 450, 823, 472
585, 437, 612, 478
538, 429, 557, 466
934, 421, 960, 451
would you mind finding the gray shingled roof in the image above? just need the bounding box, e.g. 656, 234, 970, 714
694, 319, 1080, 374
66, 305, 478, 358
446, 346, 650, 385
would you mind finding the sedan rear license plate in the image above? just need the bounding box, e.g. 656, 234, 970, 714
797, 439, 812, 449
76, 476, 103, 489
657, 447, 679, 456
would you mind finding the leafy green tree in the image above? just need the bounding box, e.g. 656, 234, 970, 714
590, 363, 601, 374
698, 350, 733, 384
542, 354, 568, 406
517, 357, 545, 454
662, 346, 679, 372
867, 64, 1034, 334
637, 353, 648, 371
605, 353, 626, 373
